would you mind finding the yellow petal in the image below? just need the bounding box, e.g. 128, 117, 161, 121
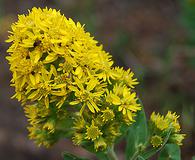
75, 79, 84, 91
87, 79, 97, 91
53, 84, 66, 89
87, 102, 95, 113
118, 106, 123, 111
74, 66, 83, 78
28, 90, 39, 100
44, 54, 58, 63
44, 96, 49, 108
69, 100, 80, 105
69, 86, 79, 92
51, 90, 66, 96
123, 87, 129, 97
111, 94, 121, 105
29, 74, 36, 86
21, 76, 27, 88
35, 73, 40, 84
89, 100, 100, 112
34, 51, 41, 63
50, 65, 57, 76
122, 108, 126, 115
127, 110, 133, 121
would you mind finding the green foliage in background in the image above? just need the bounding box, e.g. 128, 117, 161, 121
181, 0, 195, 44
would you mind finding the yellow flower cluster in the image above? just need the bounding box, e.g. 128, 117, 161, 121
6, 7, 140, 151
150, 111, 185, 148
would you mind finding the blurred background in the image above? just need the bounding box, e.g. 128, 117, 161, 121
0, 0, 195, 159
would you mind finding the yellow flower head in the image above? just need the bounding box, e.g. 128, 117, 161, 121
101, 108, 115, 122
150, 111, 185, 147
106, 83, 141, 123
150, 135, 163, 148
86, 121, 103, 141
112, 67, 139, 88
72, 133, 84, 145
25, 103, 56, 146
94, 137, 107, 151
150, 111, 181, 132
165, 111, 181, 132
73, 116, 85, 130
6, 7, 140, 151
69, 76, 106, 113
169, 134, 186, 146
150, 112, 169, 131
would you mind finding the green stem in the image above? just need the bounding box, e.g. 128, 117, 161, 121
130, 150, 140, 160
107, 146, 118, 160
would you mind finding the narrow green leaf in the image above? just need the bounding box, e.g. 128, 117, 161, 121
137, 156, 145, 160
125, 100, 148, 160
63, 152, 89, 160
158, 144, 181, 160
140, 148, 158, 159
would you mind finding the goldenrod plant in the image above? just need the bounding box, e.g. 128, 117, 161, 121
6, 7, 185, 160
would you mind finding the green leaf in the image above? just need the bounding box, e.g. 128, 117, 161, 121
81, 141, 109, 160
158, 144, 181, 160
125, 100, 148, 160
63, 152, 89, 160
140, 148, 158, 159
192, 156, 195, 160
180, 0, 195, 44
96, 152, 110, 160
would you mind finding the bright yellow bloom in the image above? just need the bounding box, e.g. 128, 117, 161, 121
6, 7, 112, 109
150, 112, 169, 131
112, 67, 139, 88
150, 111, 180, 132
69, 76, 106, 113
150, 111, 185, 147
6, 7, 140, 151
86, 121, 103, 141
165, 111, 180, 132
106, 83, 141, 122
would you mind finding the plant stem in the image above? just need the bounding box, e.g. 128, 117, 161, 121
107, 146, 118, 160
130, 150, 140, 160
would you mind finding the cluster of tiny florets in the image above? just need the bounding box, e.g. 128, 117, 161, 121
150, 111, 185, 148
6, 7, 141, 150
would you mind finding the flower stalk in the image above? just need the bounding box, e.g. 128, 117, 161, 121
107, 146, 118, 160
